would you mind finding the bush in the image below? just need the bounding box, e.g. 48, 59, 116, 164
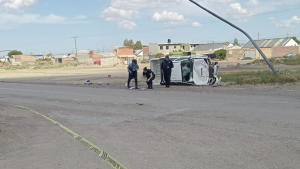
155, 53, 164, 58
214, 49, 227, 60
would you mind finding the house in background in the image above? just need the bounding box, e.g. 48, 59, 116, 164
192, 42, 233, 54
115, 47, 135, 64
149, 39, 182, 58
143, 46, 149, 58
227, 37, 299, 60
242, 37, 298, 49
12, 55, 35, 65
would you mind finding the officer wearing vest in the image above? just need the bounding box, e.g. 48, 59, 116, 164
161, 55, 174, 88
127, 59, 139, 89
143, 67, 155, 89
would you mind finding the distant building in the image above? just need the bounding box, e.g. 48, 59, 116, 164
192, 42, 233, 54
12, 55, 35, 65
149, 39, 182, 58
115, 47, 135, 64
143, 46, 149, 57
227, 38, 299, 60
242, 37, 298, 49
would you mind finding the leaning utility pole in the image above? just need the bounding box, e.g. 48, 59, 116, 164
189, 0, 277, 74
72, 36, 78, 63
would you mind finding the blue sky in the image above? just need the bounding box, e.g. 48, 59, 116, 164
0, 0, 300, 55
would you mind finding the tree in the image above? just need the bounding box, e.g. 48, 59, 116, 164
8, 50, 23, 58
134, 40, 143, 50
214, 49, 227, 60
46, 53, 52, 57
292, 36, 300, 44
233, 38, 239, 46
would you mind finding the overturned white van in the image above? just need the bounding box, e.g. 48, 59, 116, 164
150, 55, 221, 86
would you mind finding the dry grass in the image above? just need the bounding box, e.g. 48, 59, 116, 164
220, 70, 300, 85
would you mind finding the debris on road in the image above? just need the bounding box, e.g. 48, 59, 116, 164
84, 80, 93, 85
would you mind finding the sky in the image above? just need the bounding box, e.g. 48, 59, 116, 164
0, 0, 300, 55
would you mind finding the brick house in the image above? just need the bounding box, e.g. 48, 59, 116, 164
116, 47, 136, 64
12, 55, 35, 65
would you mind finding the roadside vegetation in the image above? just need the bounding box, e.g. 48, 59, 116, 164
253, 54, 300, 65
220, 70, 300, 85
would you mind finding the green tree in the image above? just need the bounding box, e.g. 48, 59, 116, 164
123, 39, 129, 46
233, 38, 239, 46
8, 50, 23, 58
214, 49, 227, 60
134, 40, 143, 50
292, 37, 300, 44
156, 53, 164, 58
46, 53, 52, 57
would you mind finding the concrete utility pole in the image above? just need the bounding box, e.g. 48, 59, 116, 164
189, 0, 277, 74
72, 37, 78, 62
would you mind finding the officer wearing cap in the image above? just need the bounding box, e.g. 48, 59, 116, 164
127, 59, 139, 89
161, 55, 174, 88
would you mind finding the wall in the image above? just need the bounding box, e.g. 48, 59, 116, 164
101, 57, 120, 66
272, 46, 299, 57
117, 48, 134, 56
227, 49, 249, 60
13, 55, 35, 62
182, 43, 198, 52
143, 46, 149, 56
149, 43, 180, 57
196, 50, 216, 55
149, 43, 159, 58
77, 54, 90, 63
255, 48, 272, 59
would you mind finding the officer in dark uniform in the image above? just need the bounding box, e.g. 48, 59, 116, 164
127, 59, 139, 89
161, 55, 174, 88
143, 67, 155, 89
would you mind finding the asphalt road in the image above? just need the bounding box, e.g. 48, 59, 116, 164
0, 82, 300, 169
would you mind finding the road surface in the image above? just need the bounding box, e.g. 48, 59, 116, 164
0, 82, 300, 169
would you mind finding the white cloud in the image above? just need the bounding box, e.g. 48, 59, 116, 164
246, 0, 260, 6
192, 22, 201, 27
118, 20, 137, 29
152, 11, 186, 25
110, 0, 182, 10
100, 7, 140, 22
275, 16, 300, 27
269, 17, 275, 20
0, 0, 37, 10
226, 3, 254, 21
75, 15, 87, 19
0, 13, 87, 29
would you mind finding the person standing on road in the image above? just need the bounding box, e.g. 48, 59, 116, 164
143, 67, 155, 89
161, 55, 174, 88
127, 59, 139, 89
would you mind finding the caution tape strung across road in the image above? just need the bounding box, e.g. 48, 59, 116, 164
15, 105, 127, 169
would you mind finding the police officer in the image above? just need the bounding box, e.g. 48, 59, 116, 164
143, 67, 155, 89
127, 59, 139, 89
161, 55, 174, 88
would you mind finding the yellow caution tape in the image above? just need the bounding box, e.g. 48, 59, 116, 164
15, 105, 127, 169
